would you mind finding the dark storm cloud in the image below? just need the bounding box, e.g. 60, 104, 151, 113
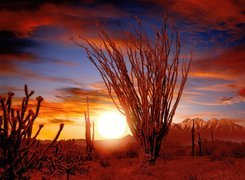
0, 0, 157, 12
0, 30, 80, 82
0, 30, 38, 55
1, 0, 243, 43
0, 30, 39, 74
0, 30, 38, 66
0, 30, 79, 82
0, 0, 161, 38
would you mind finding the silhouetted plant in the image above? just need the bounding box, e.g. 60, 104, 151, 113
0, 85, 64, 179
198, 133, 202, 156
99, 157, 110, 168
78, 16, 191, 164
84, 97, 95, 160
211, 129, 214, 142
43, 139, 89, 180
192, 119, 195, 156
201, 140, 245, 160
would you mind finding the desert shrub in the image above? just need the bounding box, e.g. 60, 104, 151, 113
160, 151, 174, 161
160, 141, 188, 160
202, 139, 214, 156
109, 146, 139, 159
231, 142, 245, 158
0, 85, 63, 179
211, 148, 231, 161
41, 139, 89, 178
175, 145, 187, 156
99, 156, 110, 168
223, 157, 235, 166
209, 140, 245, 160
126, 148, 139, 158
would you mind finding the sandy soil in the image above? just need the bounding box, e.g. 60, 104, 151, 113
34, 156, 245, 180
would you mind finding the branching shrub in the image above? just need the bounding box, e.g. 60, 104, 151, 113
42, 139, 89, 179
99, 156, 110, 168
0, 85, 63, 179
201, 140, 245, 160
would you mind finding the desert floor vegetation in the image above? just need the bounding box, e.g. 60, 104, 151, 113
24, 138, 245, 180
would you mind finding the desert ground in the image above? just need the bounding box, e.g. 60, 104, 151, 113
32, 152, 245, 180
28, 135, 245, 180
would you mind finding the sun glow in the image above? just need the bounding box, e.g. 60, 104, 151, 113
97, 111, 127, 139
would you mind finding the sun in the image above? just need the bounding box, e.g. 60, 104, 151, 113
97, 111, 127, 139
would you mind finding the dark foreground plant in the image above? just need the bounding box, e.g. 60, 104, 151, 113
0, 85, 63, 179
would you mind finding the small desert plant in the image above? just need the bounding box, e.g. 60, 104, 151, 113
42, 139, 89, 179
99, 156, 110, 168
211, 148, 232, 161
202, 139, 214, 156
160, 141, 187, 160
198, 133, 202, 156
0, 85, 64, 179
207, 140, 245, 160
126, 148, 139, 158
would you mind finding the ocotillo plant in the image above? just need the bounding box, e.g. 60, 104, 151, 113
84, 97, 94, 160
0, 85, 64, 179
211, 129, 214, 142
191, 119, 195, 156
79, 16, 191, 164
198, 132, 202, 157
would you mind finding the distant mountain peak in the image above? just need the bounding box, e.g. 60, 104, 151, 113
178, 118, 243, 128
168, 118, 245, 143
179, 118, 206, 130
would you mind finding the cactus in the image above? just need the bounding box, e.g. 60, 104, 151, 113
0, 85, 64, 179
84, 97, 94, 160
44, 139, 89, 178
91, 115, 94, 151
198, 132, 202, 156
211, 129, 214, 142
191, 119, 195, 156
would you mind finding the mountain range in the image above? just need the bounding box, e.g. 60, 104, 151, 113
167, 118, 245, 144
40, 118, 244, 147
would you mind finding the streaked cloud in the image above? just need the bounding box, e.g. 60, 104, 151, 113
48, 118, 74, 124
156, 0, 244, 38
190, 45, 245, 81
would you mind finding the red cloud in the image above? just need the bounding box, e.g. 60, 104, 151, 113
0, 3, 126, 37
156, 0, 244, 35
190, 46, 245, 81
238, 88, 245, 97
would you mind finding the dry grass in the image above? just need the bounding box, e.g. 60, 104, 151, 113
42, 156, 244, 180
27, 139, 245, 179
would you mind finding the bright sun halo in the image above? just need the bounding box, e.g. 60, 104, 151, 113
97, 111, 127, 139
